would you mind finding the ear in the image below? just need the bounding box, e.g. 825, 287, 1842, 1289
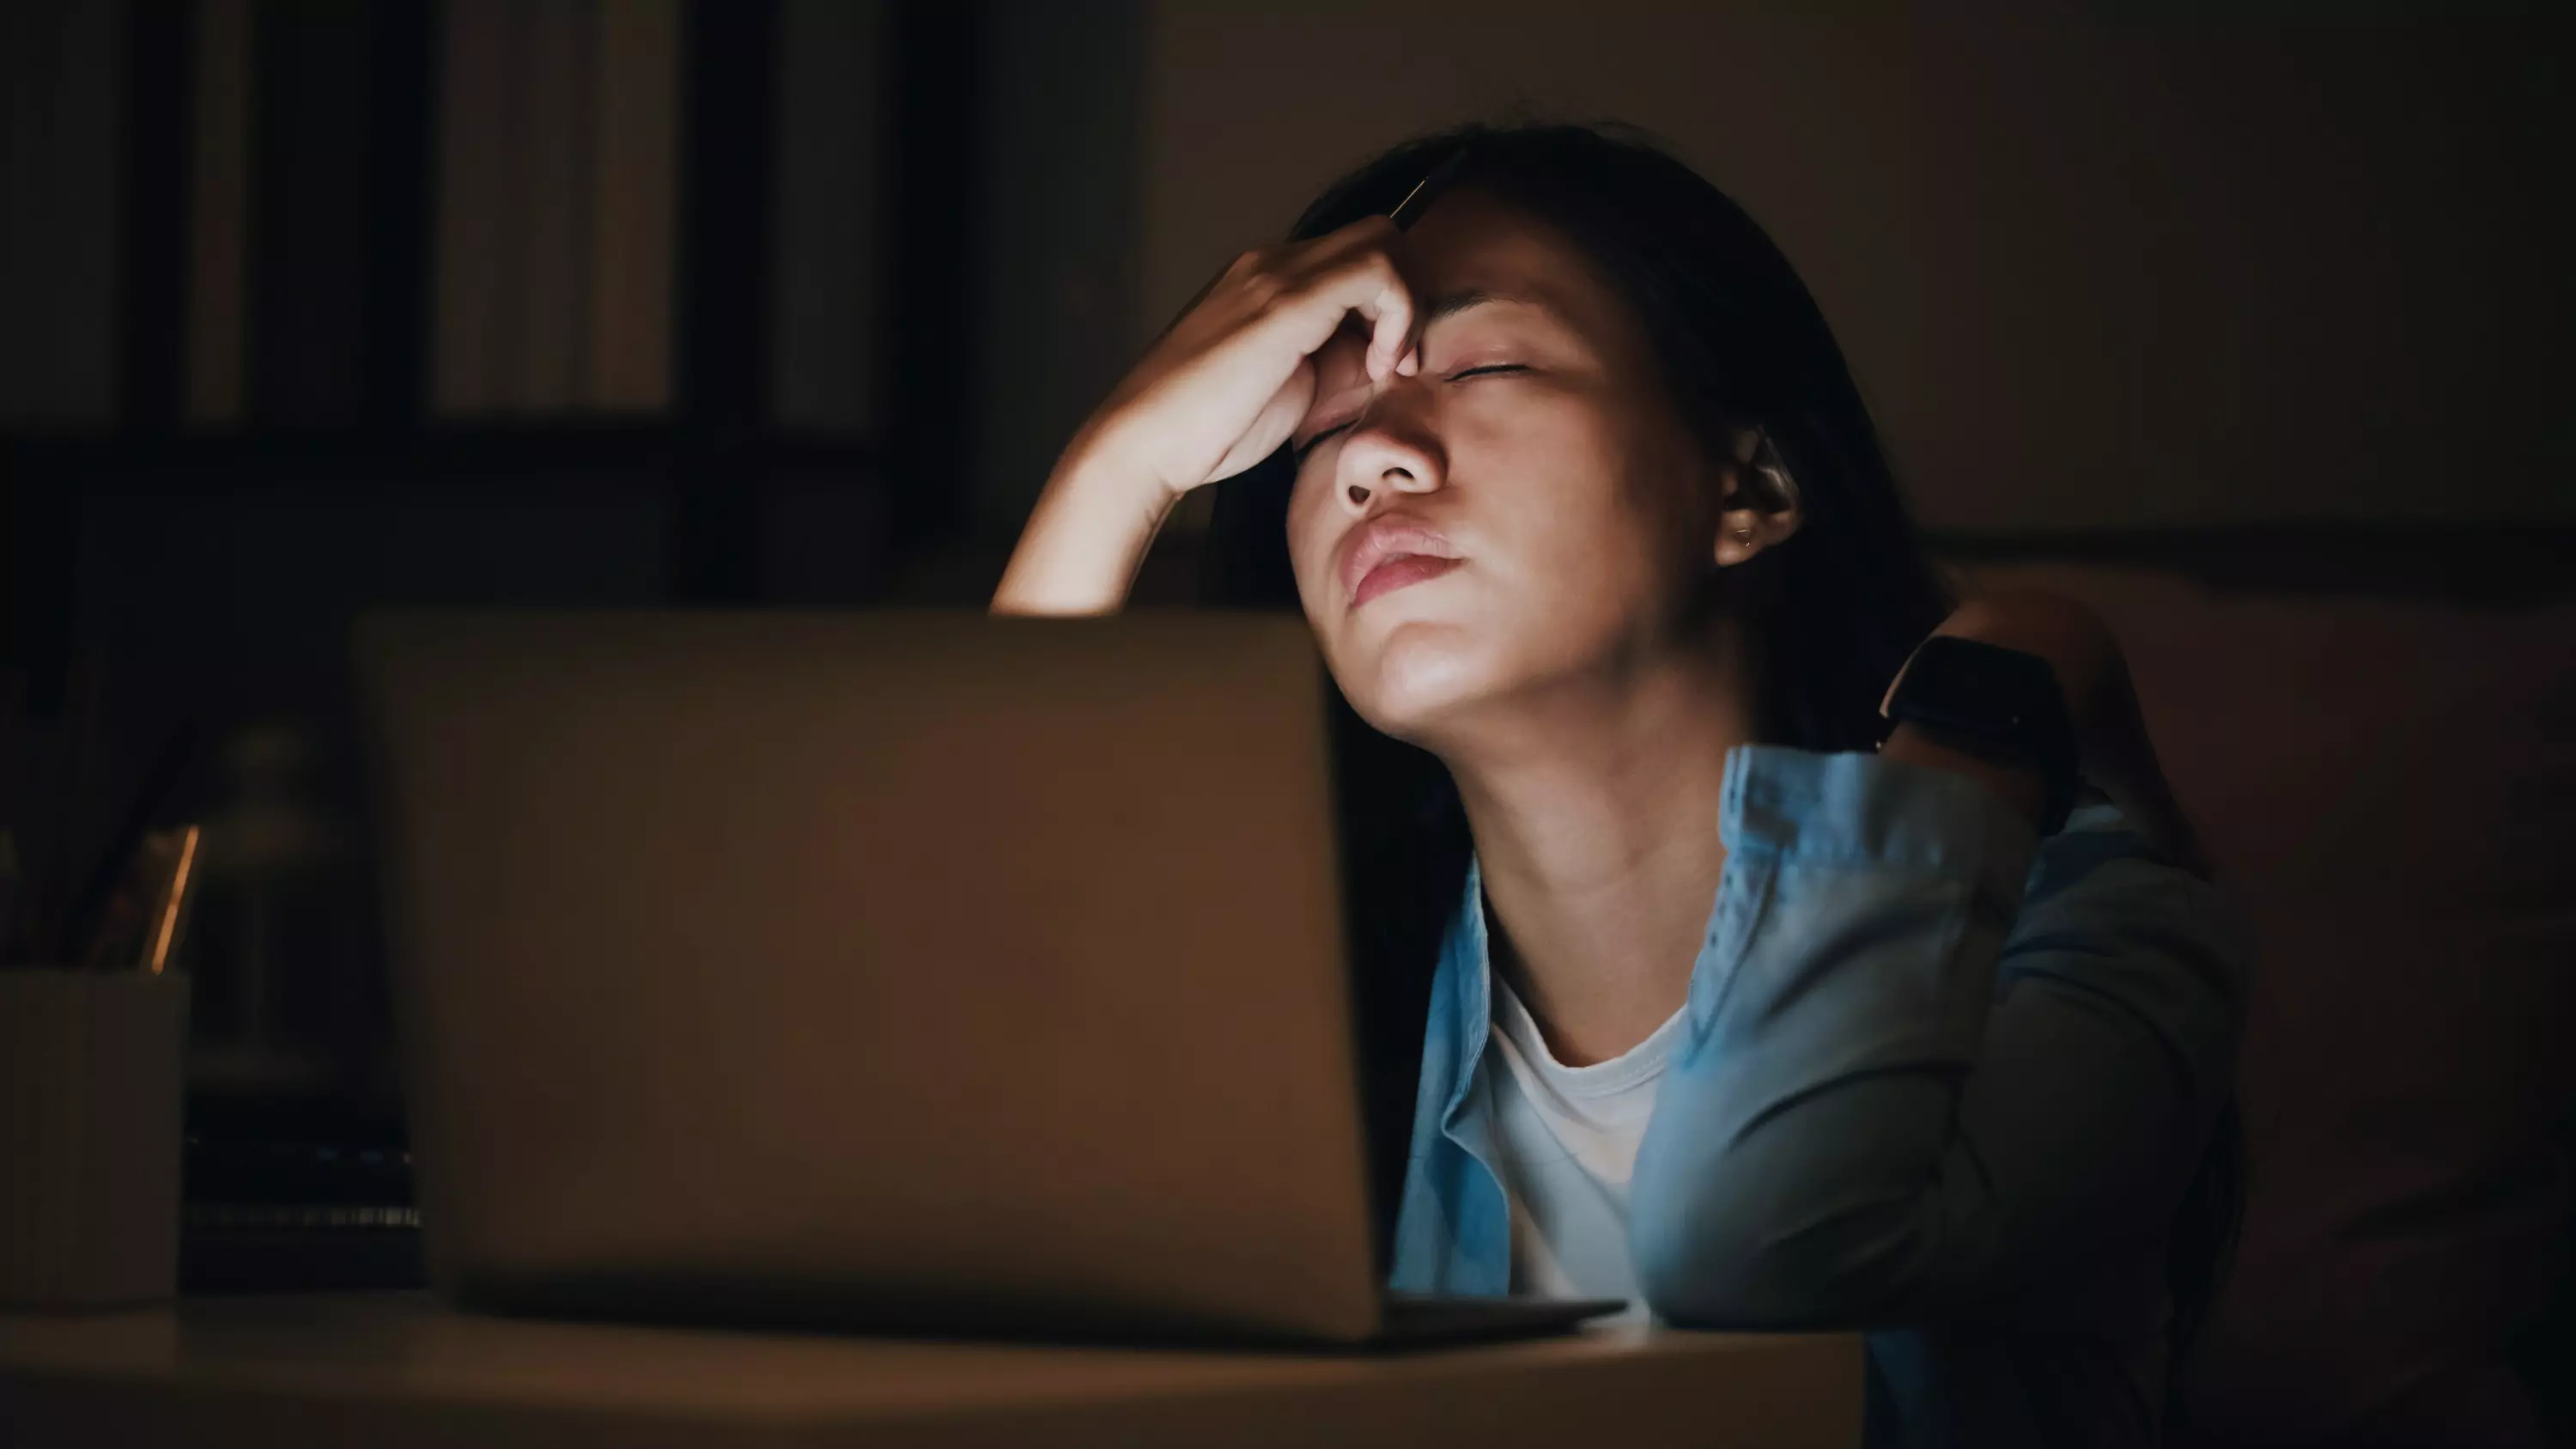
1712, 429, 1804, 568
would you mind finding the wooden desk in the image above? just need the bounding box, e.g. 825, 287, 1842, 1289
0, 1292, 1860, 1446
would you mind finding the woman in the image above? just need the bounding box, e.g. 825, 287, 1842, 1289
994, 124, 2245, 1448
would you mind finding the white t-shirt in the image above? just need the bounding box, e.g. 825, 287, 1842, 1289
1484, 974, 1689, 1322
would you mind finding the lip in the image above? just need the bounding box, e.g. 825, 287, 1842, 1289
1353, 553, 1463, 607
1338, 518, 1463, 609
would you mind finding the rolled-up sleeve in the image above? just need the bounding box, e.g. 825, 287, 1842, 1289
1627, 745, 2246, 1330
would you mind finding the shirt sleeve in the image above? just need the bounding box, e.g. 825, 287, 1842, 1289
1626, 745, 2247, 1330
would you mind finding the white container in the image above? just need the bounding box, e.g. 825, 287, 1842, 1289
0, 969, 189, 1307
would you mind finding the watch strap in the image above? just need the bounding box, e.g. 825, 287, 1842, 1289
1884, 636, 2081, 835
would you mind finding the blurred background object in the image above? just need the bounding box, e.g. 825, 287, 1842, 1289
0, 970, 190, 1309
2, 1, 2570, 1439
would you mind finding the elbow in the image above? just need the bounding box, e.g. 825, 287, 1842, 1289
1630, 1175, 1929, 1330
1629, 1216, 1745, 1328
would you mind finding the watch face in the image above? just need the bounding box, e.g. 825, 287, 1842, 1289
1892, 636, 2081, 833
1905, 637, 2056, 731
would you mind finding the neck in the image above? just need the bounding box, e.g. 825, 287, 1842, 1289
1433, 616, 1760, 1066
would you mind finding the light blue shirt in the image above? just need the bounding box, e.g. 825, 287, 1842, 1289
1387, 746, 2248, 1448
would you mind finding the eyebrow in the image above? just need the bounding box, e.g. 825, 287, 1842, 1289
1419, 289, 1536, 326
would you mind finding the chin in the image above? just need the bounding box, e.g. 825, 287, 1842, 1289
1328, 616, 1507, 744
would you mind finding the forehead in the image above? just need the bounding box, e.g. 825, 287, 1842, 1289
1390, 186, 1632, 340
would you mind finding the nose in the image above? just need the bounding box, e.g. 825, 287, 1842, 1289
1334, 408, 1446, 514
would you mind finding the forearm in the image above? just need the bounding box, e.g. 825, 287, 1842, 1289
990, 450, 1178, 616
1628, 747, 2241, 1329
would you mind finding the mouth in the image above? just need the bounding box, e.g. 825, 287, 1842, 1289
1339, 520, 1463, 609
1352, 553, 1463, 608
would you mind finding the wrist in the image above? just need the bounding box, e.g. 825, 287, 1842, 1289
1922, 594, 2116, 724
992, 447, 1182, 617
1879, 723, 2048, 828
1880, 633, 2082, 834
1051, 419, 1193, 514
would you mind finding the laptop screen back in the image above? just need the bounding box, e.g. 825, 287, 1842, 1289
356, 611, 1381, 1341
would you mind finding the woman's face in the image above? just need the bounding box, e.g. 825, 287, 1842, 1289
1285, 188, 1724, 744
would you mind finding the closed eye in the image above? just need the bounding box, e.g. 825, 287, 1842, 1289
1293, 367, 1526, 462
1291, 422, 1353, 465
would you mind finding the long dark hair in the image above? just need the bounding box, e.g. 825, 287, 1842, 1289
1200, 121, 2237, 1415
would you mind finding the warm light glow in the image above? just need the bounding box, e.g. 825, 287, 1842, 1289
149, 825, 202, 975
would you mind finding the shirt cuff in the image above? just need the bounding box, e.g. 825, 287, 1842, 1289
1721, 744, 2040, 891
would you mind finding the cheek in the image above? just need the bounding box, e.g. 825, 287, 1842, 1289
1283, 470, 1340, 615
1476, 399, 1690, 620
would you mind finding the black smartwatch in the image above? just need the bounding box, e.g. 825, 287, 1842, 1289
1882, 636, 2082, 835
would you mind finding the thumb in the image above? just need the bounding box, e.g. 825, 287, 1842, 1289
1209, 362, 1315, 483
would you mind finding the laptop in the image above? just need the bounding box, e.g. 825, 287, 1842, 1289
355, 610, 1620, 1344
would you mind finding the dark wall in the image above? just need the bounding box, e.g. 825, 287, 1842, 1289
1134, 3, 2576, 532
3, 0, 2570, 1142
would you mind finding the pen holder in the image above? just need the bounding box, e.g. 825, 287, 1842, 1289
0, 969, 189, 1308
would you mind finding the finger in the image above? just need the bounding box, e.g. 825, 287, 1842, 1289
1310, 250, 1412, 381
1361, 266, 1415, 382
1285, 218, 1413, 377
1272, 247, 1413, 375
1152, 247, 1268, 348
1296, 213, 1401, 262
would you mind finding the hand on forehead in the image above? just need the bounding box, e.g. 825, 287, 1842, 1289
1300, 199, 1623, 438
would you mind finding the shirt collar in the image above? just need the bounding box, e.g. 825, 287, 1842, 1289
1436, 854, 1496, 1129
